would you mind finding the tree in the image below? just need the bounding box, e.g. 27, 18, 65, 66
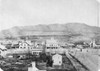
40, 53, 47, 62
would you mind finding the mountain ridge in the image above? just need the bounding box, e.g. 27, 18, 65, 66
0, 23, 100, 42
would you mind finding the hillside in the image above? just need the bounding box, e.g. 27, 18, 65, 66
0, 23, 100, 42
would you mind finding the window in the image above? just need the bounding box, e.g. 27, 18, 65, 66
33, 52, 36, 55
21, 43, 23, 46
53, 47, 56, 49
47, 47, 50, 49
20, 47, 22, 48
34, 52, 37, 55
24, 44, 26, 46
36, 52, 38, 55
59, 61, 61, 63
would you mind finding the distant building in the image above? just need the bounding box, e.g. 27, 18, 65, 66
30, 40, 44, 55
25, 40, 34, 46
0, 44, 7, 57
31, 48, 43, 55
89, 39, 99, 48
19, 41, 29, 49
0, 44, 7, 50
45, 38, 65, 54
76, 45, 83, 49
52, 54, 62, 66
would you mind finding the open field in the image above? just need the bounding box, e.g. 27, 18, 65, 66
71, 49, 99, 71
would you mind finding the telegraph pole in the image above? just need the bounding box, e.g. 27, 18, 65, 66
98, 2, 99, 27
97, 0, 100, 27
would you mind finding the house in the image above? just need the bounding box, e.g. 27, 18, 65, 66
18, 40, 37, 50
35, 40, 45, 47
19, 41, 29, 49
0, 44, 7, 57
45, 38, 65, 54
31, 48, 43, 56
90, 39, 100, 48
0, 44, 7, 50
25, 40, 34, 46
46, 38, 59, 51
52, 54, 62, 66
28, 40, 44, 55
5, 43, 12, 49
11, 44, 19, 49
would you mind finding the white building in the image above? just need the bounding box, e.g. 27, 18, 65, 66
52, 54, 62, 66
28, 62, 46, 71
19, 41, 30, 49
0, 44, 7, 57
31, 48, 43, 55
90, 40, 100, 48
28, 62, 39, 71
45, 38, 65, 54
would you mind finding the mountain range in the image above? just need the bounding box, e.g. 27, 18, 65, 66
0, 23, 100, 42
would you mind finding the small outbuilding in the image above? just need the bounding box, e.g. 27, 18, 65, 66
28, 62, 39, 71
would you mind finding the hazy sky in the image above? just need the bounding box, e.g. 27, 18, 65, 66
0, 0, 99, 31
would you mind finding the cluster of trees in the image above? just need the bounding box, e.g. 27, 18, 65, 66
37, 53, 53, 67
72, 41, 90, 48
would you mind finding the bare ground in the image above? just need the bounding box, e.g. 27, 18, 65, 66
71, 49, 99, 71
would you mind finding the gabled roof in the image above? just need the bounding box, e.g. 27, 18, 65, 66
0, 44, 7, 50
19, 41, 30, 45
53, 53, 62, 57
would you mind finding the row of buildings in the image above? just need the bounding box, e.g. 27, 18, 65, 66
0, 38, 67, 57
0, 37, 99, 57
0, 38, 65, 71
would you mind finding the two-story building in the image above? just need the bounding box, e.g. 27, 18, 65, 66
45, 38, 65, 54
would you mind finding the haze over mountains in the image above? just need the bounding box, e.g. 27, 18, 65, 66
0, 23, 100, 42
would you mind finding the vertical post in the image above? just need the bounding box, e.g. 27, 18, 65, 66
96, 0, 100, 27
98, 3, 99, 27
